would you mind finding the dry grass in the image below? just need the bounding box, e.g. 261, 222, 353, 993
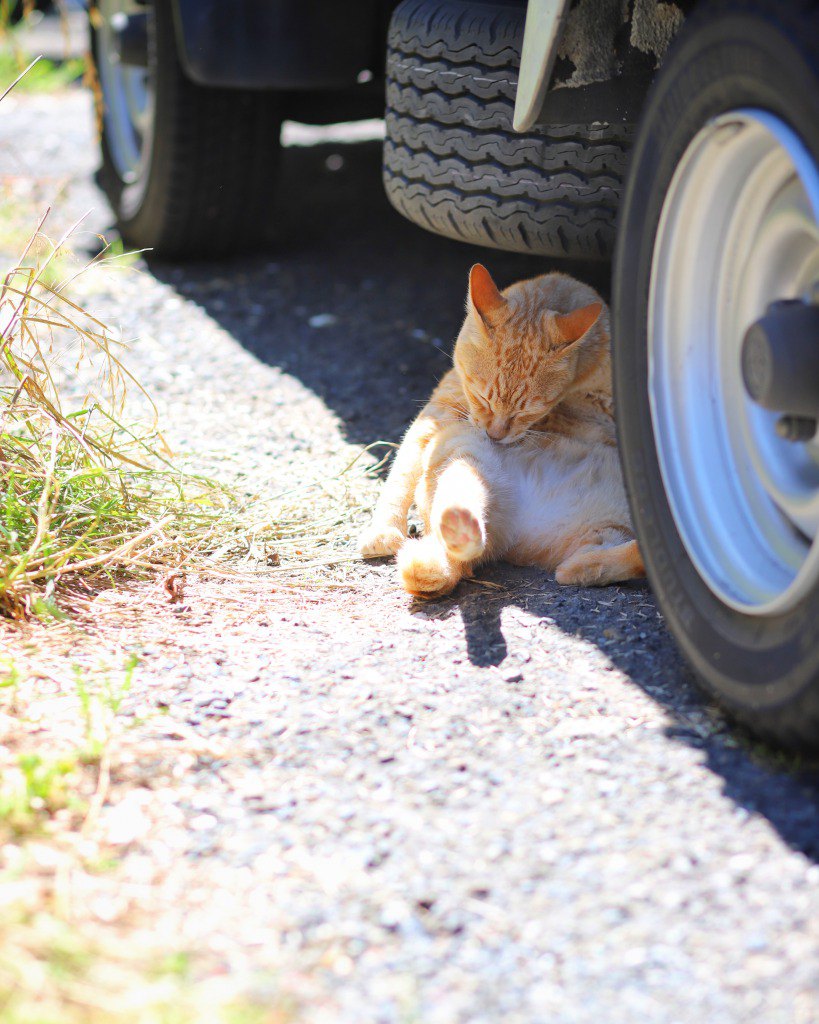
0, 209, 390, 619
0, 48, 389, 619
0, 210, 247, 618
0, 16, 218, 614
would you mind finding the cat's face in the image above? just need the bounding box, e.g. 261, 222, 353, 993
454, 265, 602, 444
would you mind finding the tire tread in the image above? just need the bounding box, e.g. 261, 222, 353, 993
384, 0, 632, 259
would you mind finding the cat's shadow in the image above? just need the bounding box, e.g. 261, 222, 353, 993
416, 561, 819, 863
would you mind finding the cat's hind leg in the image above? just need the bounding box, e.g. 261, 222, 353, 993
397, 535, 465, 599
431, 457, 494, 562
555, 539, 644, 587
439, 506, 484, 561
399, 434, 502, 599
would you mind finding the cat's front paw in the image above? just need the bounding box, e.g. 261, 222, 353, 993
359, 524, 405, 559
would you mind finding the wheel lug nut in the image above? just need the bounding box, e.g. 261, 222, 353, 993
775, 415, 817, 442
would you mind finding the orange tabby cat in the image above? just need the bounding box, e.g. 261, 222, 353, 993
359, 264, 644, 598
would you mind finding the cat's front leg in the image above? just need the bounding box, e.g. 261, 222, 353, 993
359, 415, 437, 559
359, 523, 406, 559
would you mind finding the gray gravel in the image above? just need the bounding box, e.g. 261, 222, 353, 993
2, 87, 819, 1023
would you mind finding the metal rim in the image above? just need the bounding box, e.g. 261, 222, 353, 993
649, 109, 819, 616
96, 0, 154, 185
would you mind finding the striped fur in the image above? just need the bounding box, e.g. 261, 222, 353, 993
360, 264, 644, 597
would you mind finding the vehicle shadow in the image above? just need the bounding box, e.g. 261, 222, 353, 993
147, 135, 819, 862
425, 562, 819, 862
148, 136, 608, 450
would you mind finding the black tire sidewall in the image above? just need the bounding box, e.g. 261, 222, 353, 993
613, 4, 819, 712
90, 2, 282, 257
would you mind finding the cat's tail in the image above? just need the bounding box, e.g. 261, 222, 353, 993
555, 539, 645, 587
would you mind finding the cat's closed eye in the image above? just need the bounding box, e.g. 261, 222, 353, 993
468, 392, 491, 416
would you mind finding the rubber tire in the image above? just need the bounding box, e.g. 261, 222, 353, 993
384, 0, 633, 261
91, 2, 281, 260
612, 0, 819, 750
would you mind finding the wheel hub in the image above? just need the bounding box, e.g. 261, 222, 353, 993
110, 11, 148, 68
96, 0, 154, 183
742, 299, 819, 418
649, 109, 819, 615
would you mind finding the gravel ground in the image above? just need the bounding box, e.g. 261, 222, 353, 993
2, 87, 819, 1023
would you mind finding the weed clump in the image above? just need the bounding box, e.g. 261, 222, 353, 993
0, 212, 227, 618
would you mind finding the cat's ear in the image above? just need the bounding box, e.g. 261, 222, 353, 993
468, 264, 507, 325
554, 302, 602, 345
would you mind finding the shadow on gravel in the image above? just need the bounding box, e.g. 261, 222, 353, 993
421, 563, 819, 862
148, 136, 819, 863
148, 137, 607, 449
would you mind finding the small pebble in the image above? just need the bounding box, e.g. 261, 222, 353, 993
308, 313, 338, 328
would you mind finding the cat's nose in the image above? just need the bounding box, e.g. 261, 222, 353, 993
486, 418, 511, 441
